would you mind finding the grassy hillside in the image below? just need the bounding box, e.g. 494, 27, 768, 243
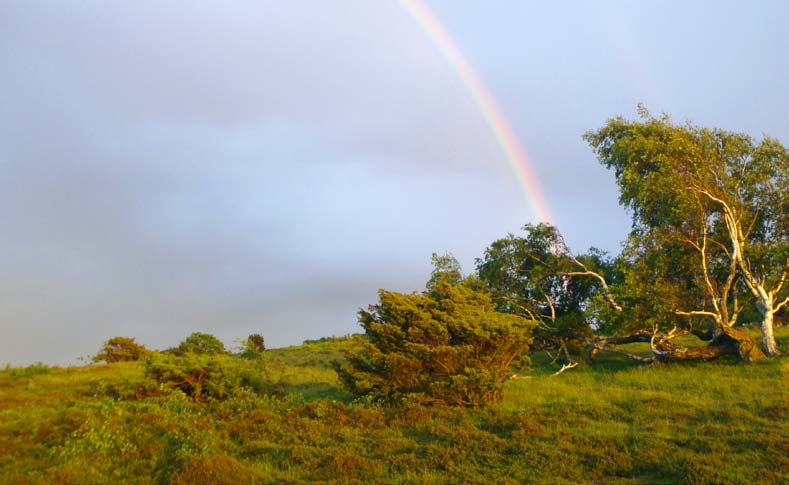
1, 329, 786, 484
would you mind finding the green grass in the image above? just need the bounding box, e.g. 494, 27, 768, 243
1, 328, 786, 484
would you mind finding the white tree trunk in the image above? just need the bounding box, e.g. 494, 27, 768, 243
758, 298, 781, 357
691, 187, 783, 356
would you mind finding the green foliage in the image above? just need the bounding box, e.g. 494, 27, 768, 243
594, 233, 708, 335
335, 279, 535, 406
584, 110, 788, 342
246, 333, 265, 352
302, 335, 352, 345
426, 251, 463, 289
0, 328, 786, 484
143, 352, 255, 402
4, 362, 53, 378
175, 332, 226, 355
93, 336, 149, 363
584, 107, 787, 238
476, 223, 602, 348
238, 334, 265, 359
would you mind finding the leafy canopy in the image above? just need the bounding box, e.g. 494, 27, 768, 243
476, 223, 607, 347
584, 108, 787, 340
176, 332, 226, 355
92, 337, 149, 363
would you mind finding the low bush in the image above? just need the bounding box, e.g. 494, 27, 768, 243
144, 352, 257, 402
5, 362, 54, 378
92, 337, 149, 363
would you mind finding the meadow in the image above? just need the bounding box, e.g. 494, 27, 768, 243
1, 328, 786, 484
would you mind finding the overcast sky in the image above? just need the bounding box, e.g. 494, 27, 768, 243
2, 1, 787, 365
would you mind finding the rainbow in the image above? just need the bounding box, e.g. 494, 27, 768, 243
399, 0, 553, 223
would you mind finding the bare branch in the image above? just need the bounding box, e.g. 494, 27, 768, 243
769, 263, 788, 299
680, 237, 701, 252
552, 229, 623, 313
564, 270, 623, 312
543, 292, 556, 323
707, 237, 731, 258
589, 344, 654, 363
663, 326, 687, 341
674, 310, 718, 318
505, 299, 542, 323
743, 201, 761, 240
585, 333, 653, 364
649, 333, 670, 359
774, 295, 789, 313
551, 362, 578, 376
692, 199, 722, 320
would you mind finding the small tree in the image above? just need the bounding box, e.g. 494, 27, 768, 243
476, 223, 611, 364
239, 334, 265, 359
334, 277, 535, 407
92, 337, 149, 363
176, 332, 226, 355
246, 334, 265, 352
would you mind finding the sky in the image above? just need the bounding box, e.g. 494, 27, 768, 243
1, 1, 787, 365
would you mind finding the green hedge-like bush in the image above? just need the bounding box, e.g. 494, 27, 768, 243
334, 279, 535, 406
93, 337, 149, 363
144, 352, 255, 402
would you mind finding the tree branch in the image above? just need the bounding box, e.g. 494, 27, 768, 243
774, 295, 789, 313
551, 362, 578, 376
769, 263, 787, 300
590, 344, 654, 363
674, 310, 718, 318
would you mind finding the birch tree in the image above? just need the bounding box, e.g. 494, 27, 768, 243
585, 108, 787, 355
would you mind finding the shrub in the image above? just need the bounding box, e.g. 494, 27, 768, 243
6, 362, 54, 378
247, 334, 265, 352
334, 279, 535, 406
238, 334, 265, 359
176, 332, 226, 355
92, 337, 149, 363
144, 353, 247, 402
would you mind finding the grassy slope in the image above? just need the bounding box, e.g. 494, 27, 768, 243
0, 329, 786, 484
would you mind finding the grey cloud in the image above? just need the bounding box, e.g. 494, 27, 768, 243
1, 1, 785, 365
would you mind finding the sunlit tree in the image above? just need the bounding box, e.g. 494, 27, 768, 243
585, 107, 786, 355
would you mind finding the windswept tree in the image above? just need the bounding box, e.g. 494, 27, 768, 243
585, 108, 786, 356
334, 261, 535, 406
476, 223, 612, 365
